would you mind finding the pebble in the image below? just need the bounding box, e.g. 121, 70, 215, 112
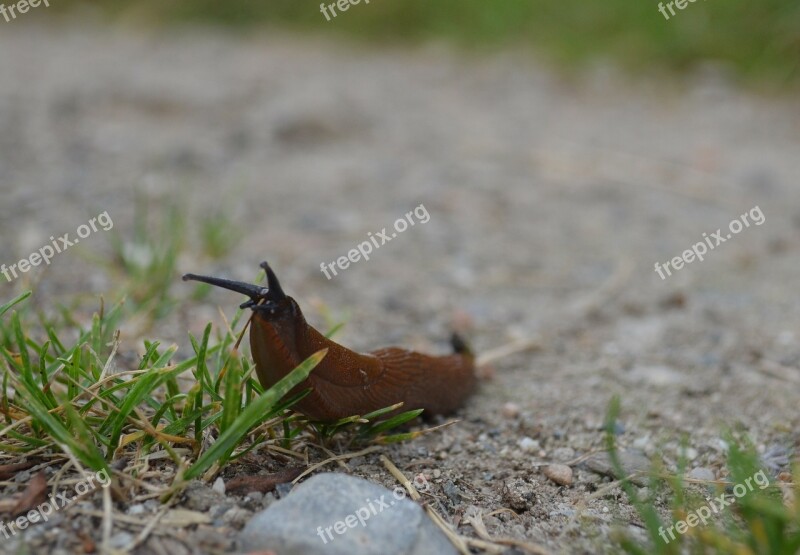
109, 532, 134, 549
583, 450, 651, 486
518, 437, 540, 452
543, 464, 573, 486
684, 447, 698, 461
246, 491, 263, 503
632, 436, 651, 451
502, 478, 536, 511
442, 481, 463, 504
687, 467, 715, 482
501, 402, 521, 419
551, 447, 575, 462
183, 482, 226, 511
128, 504, 146, 515
212, 477, 226, 495
240, 473, 457, 555
221, 506, 252, 527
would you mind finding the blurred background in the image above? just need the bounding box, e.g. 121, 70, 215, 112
49, 0, 800, 87
1, 0, 799, 360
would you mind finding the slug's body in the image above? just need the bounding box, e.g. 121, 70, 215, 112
183, 262, 476, 422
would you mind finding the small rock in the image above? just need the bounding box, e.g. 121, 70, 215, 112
128, 504, 146, 515
684, 447, 698, 461
502, 478, 535, 511
247, 491, 264, 503
209, 504, 228, 521
240, 473, 457, 555
432, 469, 441, 479
549, 505, 576, 518
543, 464, 573, 486
183, 481, 226, 511
442, 481, 462, 505
583, 450, 651, 486
761, 444, 791, 473
212, 477, 226, 495
551, 447, 575, 462
222, 506, 252, 528
348, 457, 365, 469
518, 437, 540, 452
632, 436, 651, 451
501, 402, 520, 419
687, 467, 716, 482
109, 532, 134, 549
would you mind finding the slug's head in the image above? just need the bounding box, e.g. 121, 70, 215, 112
182, 261, 297, 319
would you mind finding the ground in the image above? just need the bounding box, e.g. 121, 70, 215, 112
1, 23, 799, 554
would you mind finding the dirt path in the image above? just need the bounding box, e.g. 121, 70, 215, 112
1, 23, 799, 553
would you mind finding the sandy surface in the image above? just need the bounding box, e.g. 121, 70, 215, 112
1, 23, 799, 554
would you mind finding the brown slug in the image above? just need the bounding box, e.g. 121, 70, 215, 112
183, 262, 476, 422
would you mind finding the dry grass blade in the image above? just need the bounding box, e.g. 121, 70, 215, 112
476, 338, 541, 367
464, 510, 553, 555
380, 455, 471, 555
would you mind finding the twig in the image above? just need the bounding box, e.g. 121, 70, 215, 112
102, 485, 113, 554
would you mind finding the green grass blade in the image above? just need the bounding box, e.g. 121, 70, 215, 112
184, 348, 327, 480
0, 291, 31, 319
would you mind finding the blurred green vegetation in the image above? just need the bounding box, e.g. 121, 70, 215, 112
57, 0, 799, 87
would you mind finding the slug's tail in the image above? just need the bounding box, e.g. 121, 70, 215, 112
450, 332, 473, 357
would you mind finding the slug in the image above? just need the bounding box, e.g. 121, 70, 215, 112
183, 262, 476, 422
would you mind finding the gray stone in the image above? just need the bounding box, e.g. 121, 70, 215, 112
687, 467, 716, 482
239, 473, 458, 555
583, 450, 652, 486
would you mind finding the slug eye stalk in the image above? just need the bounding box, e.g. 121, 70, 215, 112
182, 261, 287, 308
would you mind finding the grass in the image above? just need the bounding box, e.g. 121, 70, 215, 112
0, 288, 428, 493
50, 0, 800, 88
605, 396, 800, 555
0, 201, 432, 514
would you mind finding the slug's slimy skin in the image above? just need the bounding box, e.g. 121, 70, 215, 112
183, 262, 476, 422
